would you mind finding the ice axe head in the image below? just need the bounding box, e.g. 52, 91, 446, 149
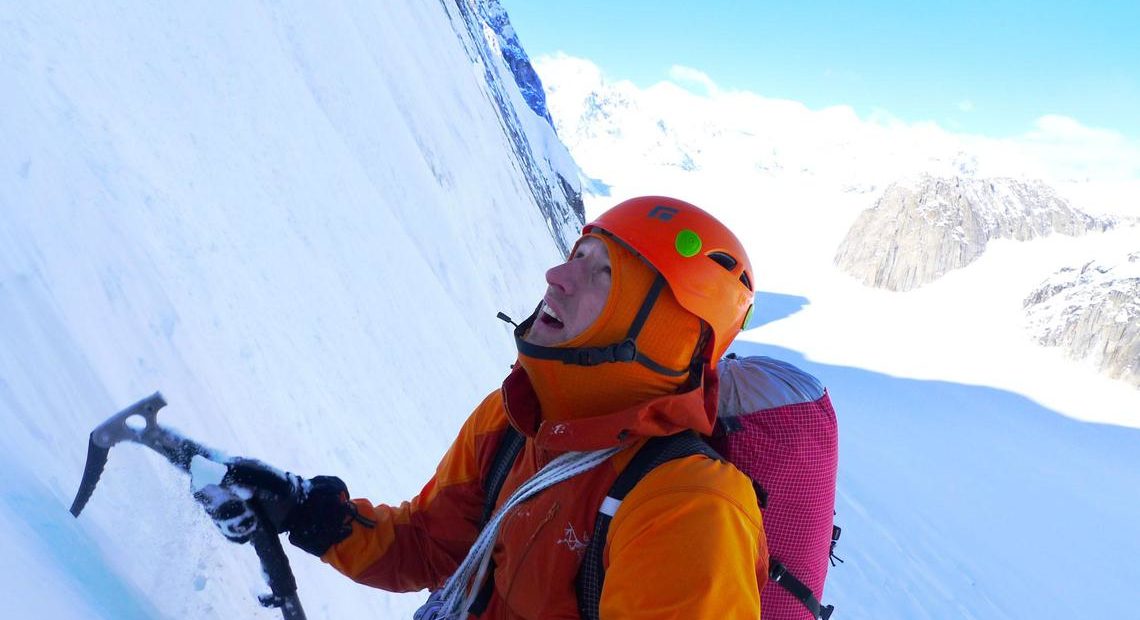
66, 394, 307, 619
69, 392, 168, 517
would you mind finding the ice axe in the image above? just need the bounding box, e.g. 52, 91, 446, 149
70, 392, 307, 620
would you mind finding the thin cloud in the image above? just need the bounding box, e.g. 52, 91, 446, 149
667, 65, 719, 95
1027, 114, 1125, 144
957, 100, 976, 112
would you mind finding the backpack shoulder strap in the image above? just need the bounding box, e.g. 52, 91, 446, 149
468, 424, 526, 615
576, 431, 718, 620
479, 424, 525, 528
574, 430, 833, 620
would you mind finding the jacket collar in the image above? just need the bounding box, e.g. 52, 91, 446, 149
500, 364, 719, 452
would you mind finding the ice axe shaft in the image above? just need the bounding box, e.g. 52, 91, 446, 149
70, 392, 307, 620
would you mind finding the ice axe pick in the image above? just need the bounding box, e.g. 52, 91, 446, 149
70, 392, 307, 620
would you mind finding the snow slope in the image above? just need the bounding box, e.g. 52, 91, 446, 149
1, 2, 577, 618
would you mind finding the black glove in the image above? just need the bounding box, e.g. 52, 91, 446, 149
286, 475, 376, 556
194, 458, 374, 556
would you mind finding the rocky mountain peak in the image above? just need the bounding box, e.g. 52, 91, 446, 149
834, 175, 1115, 291
1024, 251, 1140, 388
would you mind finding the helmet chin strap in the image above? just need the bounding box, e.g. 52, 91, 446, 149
512, 275, 689, 378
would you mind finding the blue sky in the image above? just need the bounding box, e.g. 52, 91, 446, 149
504, 0, 1140, 140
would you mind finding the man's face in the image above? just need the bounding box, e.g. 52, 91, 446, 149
524, 236, 612, 346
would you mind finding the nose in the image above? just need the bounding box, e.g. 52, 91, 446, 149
545, 259, 581, 294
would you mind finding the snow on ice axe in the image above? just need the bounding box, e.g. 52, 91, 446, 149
70, 392, 308, 620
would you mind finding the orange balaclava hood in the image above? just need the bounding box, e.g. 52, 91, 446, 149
515, 233, 706, 423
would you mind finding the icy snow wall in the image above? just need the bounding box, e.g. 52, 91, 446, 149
0, 2, 580, 617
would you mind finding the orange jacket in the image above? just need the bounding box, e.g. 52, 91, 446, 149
323, 366, 767, 618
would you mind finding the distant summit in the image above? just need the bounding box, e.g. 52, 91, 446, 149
537, 55, 705, 179
1025, 253, 1140, 388
834, 176, 1114, 291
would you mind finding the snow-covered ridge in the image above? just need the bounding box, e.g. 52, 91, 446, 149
834, 175, 1115, 291
1025, 251, 1140, 387
447, 0, 584, 253
475, 0, 552, 125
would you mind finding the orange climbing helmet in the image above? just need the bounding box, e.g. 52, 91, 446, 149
584, 196, 754, 365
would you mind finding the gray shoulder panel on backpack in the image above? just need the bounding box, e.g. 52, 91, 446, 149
718, 355, 825, 416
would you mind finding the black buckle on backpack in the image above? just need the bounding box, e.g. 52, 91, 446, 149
769, 561, 787, 583
829, 525, 844, 566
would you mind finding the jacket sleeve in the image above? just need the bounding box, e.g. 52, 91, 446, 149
319, 391, 509, 592
600, 455, 767, 619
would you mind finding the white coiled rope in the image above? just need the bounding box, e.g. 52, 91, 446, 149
414, 445, 623, 620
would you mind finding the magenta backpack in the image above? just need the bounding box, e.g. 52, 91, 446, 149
710, 354, 840, 619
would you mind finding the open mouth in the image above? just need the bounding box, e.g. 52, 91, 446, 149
539, 303, 564, 329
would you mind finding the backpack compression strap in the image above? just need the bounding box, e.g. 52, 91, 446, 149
575, 431, 834, 620
770, 560, 835, 620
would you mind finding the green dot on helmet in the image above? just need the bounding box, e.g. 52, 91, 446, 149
675, 229, 702, 257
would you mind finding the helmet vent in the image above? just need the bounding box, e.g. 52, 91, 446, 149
740, 271, 753, 291
707, 251, 738, 271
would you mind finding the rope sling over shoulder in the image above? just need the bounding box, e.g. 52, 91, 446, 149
413, 444, 623, 620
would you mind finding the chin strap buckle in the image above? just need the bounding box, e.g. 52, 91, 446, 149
574, 339, 637, 366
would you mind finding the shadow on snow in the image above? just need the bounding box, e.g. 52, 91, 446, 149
747, 291, 811, 329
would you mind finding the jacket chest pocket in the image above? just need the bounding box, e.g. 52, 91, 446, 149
494, 494, 586, 619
